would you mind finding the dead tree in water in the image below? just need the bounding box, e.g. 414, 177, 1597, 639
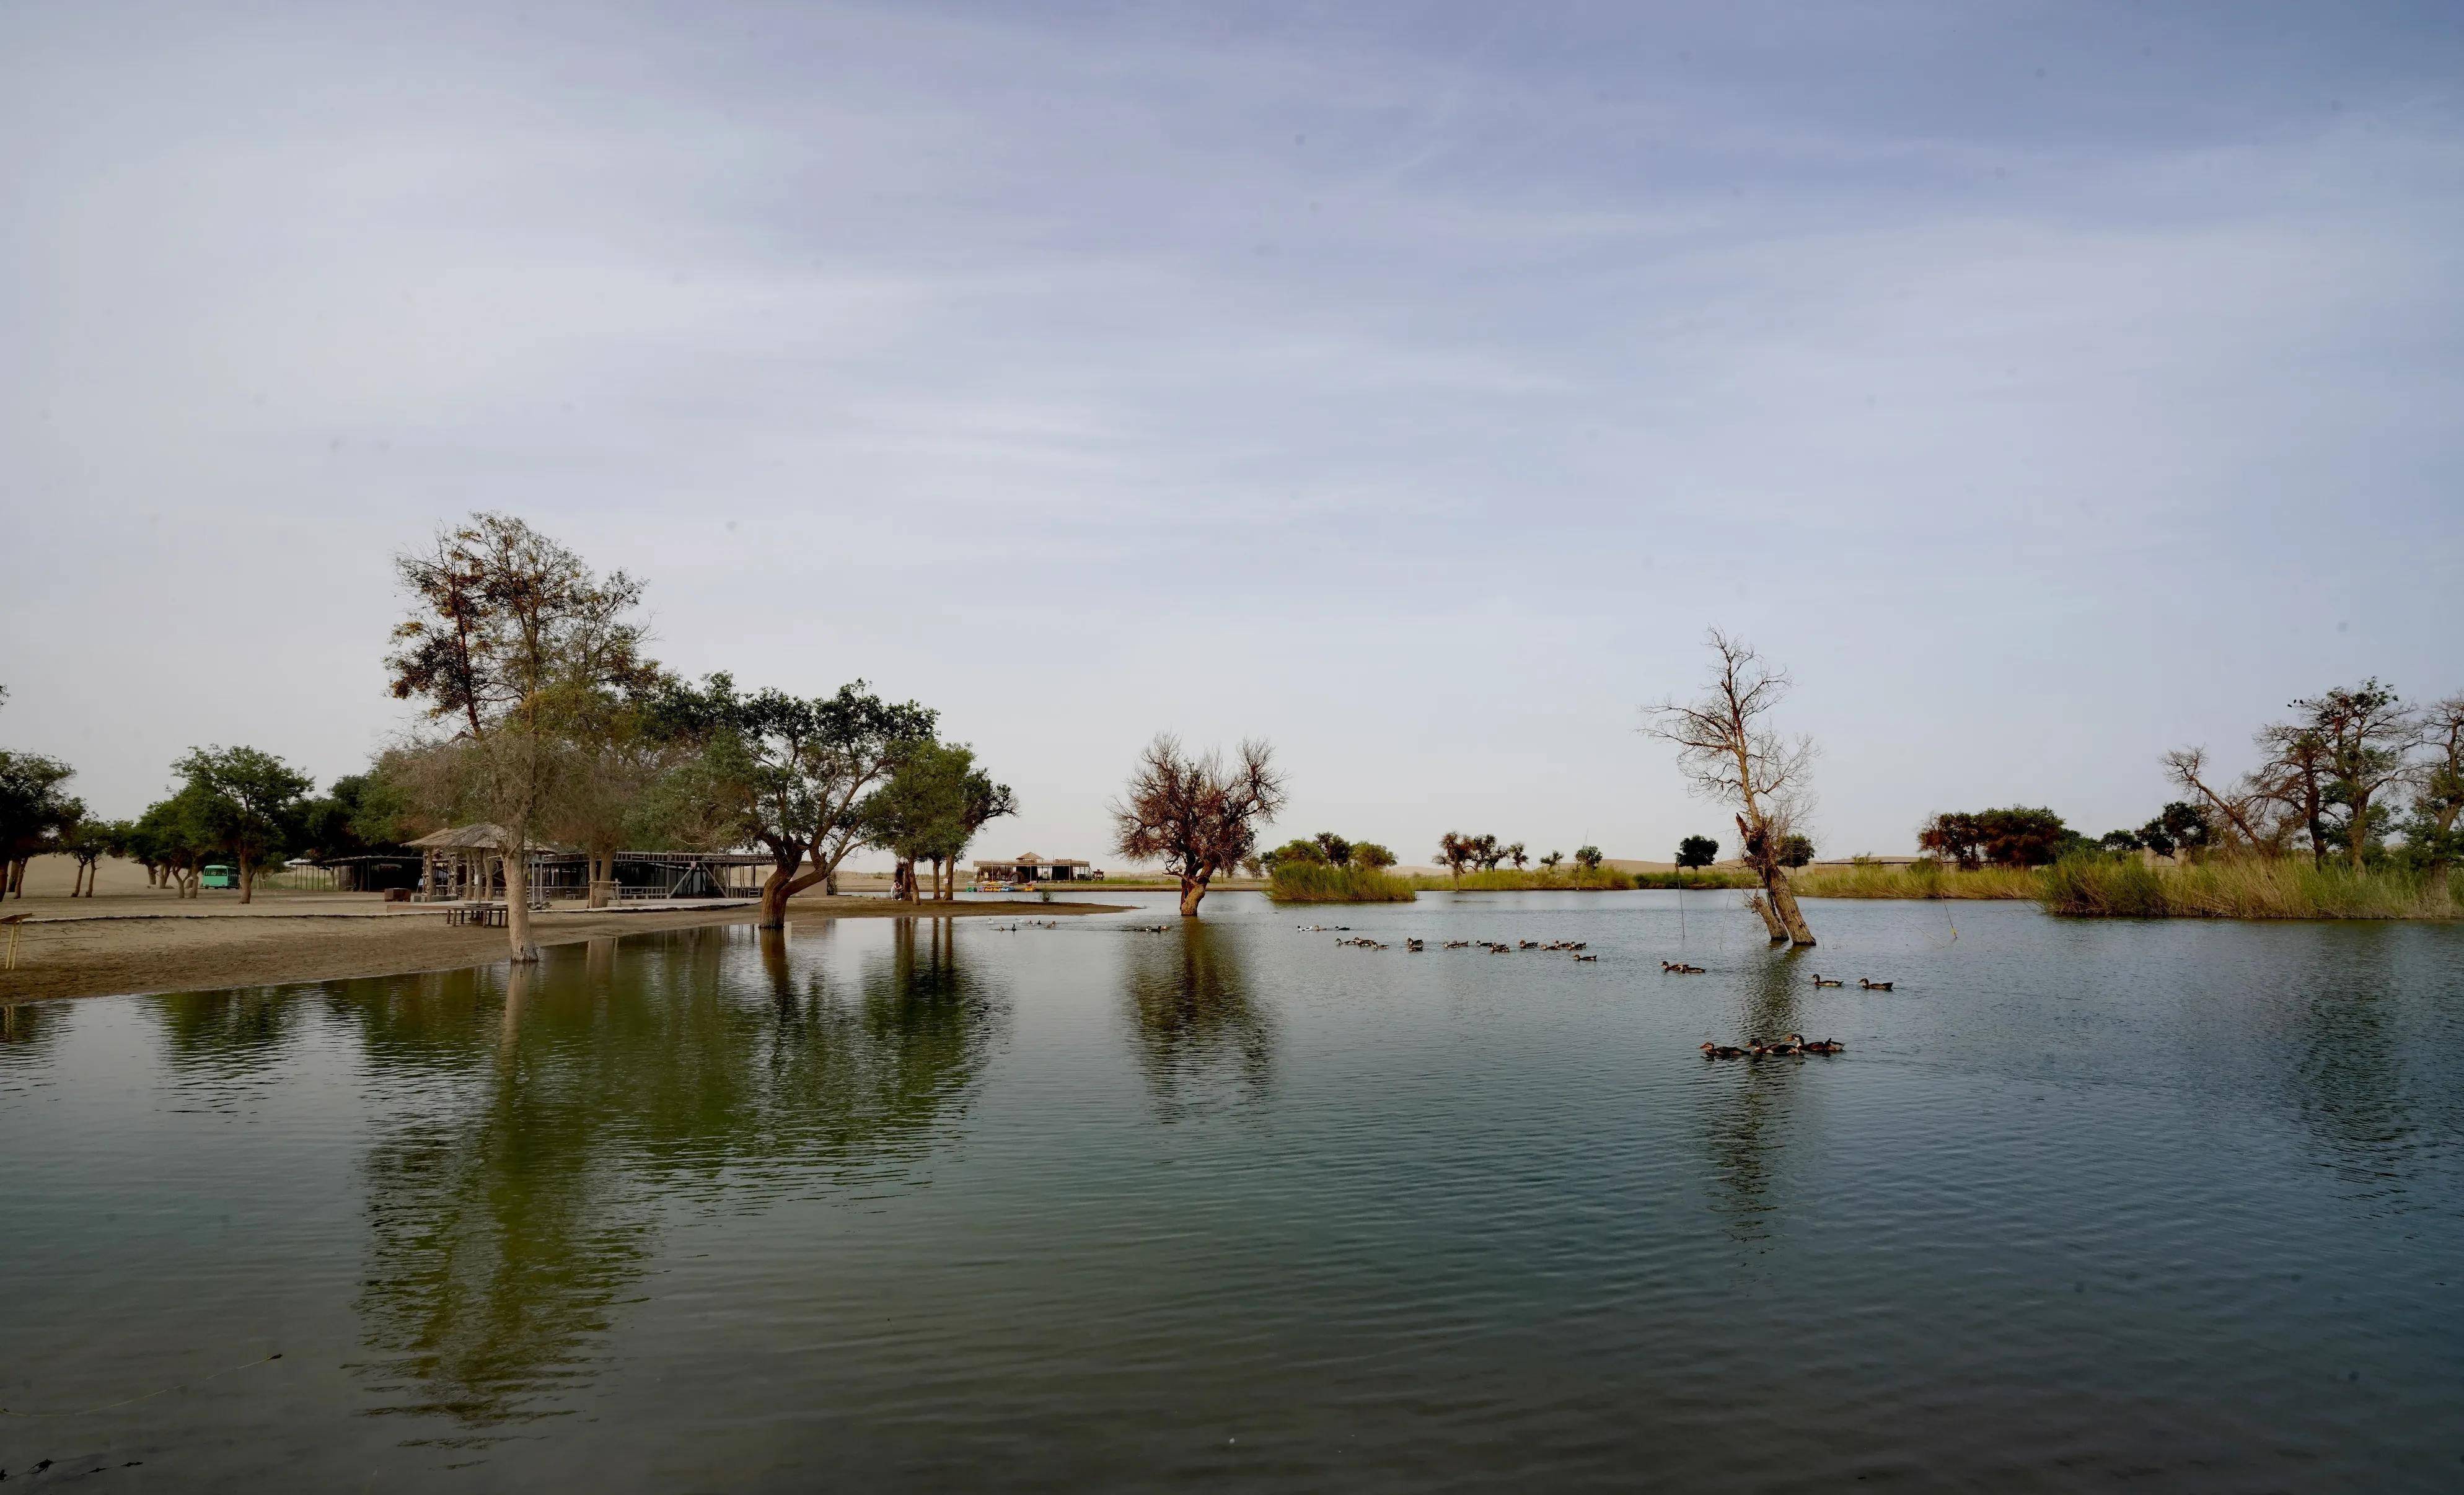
1645, 630, 1818, 947
1111, 735, 1285, 917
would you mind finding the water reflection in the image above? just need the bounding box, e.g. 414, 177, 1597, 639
2281, 928, 2439, 1207
343, 925, 1001, 1433
1122, 922, 1275, 1122
1697, 950, 1814, 1250
152, 986, 304, 1071
0, 999, 62, 1067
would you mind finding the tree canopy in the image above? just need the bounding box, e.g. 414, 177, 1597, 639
1111, 735, 1284, 918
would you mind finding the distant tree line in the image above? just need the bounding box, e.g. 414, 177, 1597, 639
1916, 678, 2464, 875
2, 515, 1024, 952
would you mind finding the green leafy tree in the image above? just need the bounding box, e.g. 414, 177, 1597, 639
1674, 835, 1718, 875
866, 742, 1016, 901
1506, 841, 1528, 870
1435, 831, 1476, 885
2399, 695, 2464, 871
1311, 831, 1353, 868
1538, 849, 1564, 871
656, 673, 938, 927
0, 750, 81, 900
1352, 842, 1396, 869
1777, 833, 1815, 869
2290, 679, 2419, 870
1573, 844, 1603, 872
1471, 833, 1505, 872
387, 513, 661, 955
1259, 838, 1326, 873
172, 745, 314, 903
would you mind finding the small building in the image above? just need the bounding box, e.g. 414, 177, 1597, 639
972, 853, 1097, 884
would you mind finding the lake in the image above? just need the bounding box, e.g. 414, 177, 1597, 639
3, 892, 2460, 1491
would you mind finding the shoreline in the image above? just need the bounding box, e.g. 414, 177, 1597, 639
0, 895, 1131, 1006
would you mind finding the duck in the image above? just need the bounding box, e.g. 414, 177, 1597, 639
1858, 978, 1894, 991
1406, 937, 1425, 952
1810, 974, 1844, 987
1518, 939, 1539, 950
1699, 1041, 1748, 1059
1764, 1035, 1804, 1056
1573, 953, 1598, 962
1800, 1037, 1845, 1054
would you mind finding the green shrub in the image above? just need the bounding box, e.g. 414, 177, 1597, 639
1267, 862, 1419, 904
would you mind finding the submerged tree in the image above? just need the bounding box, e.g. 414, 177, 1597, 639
1645, 630, 1818, 945
1111, 735, 1285, 918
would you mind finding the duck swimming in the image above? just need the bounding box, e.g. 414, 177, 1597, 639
1859, 978, 1894, 991
1699, 1041, 1748, 1059
1800, 1037, 1846, 1054
1810, 974, 1844, 987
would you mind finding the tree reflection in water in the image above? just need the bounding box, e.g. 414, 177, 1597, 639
2284, 927, 2446, 1208
1696, 950, 1811, 1248
1122, 921, 1275, 1123
348, 922, 1001, 1435
0, 998, 62, 1066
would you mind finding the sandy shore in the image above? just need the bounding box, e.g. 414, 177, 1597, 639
0, 862, 1129, 1004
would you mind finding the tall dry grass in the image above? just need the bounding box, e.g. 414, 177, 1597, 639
1407, 867, 1754, 893
1267, 863, 1419, 904
2041, 856, 2463, 919
1790, 862, 2044, 901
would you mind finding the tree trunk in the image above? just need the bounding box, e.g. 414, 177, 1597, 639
1177, 872, 1208, 918
1745, 891, 1786, 940
503, 852, 540, 962
1767, 869, 1816, 945
239, 854, 255, 905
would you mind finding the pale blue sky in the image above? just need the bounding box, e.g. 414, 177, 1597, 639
5, 1, 2459, 866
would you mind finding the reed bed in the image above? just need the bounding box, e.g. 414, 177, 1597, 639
2041, 857, 2463, 920
1407, 867, 1749, 893
1790, 863, 2046, 900
1266, 864, 1420, 904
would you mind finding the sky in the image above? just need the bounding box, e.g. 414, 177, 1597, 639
4, 0, 2460, 869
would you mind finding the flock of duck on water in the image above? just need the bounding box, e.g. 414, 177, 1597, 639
1700, 1034, 1845, 1059
1308, 928, 1600, 960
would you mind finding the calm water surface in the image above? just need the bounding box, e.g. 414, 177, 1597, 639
3, 892, 2461, 1491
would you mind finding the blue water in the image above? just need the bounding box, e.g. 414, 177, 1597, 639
2, 892, 2460, 1490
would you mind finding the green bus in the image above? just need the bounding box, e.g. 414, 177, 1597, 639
200, 864, 239, 890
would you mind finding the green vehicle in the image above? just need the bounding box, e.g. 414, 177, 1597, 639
200, 864, 239, 890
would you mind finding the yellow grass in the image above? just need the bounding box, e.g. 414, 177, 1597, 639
2041, 856, 2462, 919
1790, 863, 2044, 900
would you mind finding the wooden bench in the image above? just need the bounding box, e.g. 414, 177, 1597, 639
444, 904, 510, 927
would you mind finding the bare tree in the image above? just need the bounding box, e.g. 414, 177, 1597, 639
2251, 723, 2332, 865
1643, 629, 1818, 945
1111, 735, 1286, 918
2158, 746, 2287, 854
